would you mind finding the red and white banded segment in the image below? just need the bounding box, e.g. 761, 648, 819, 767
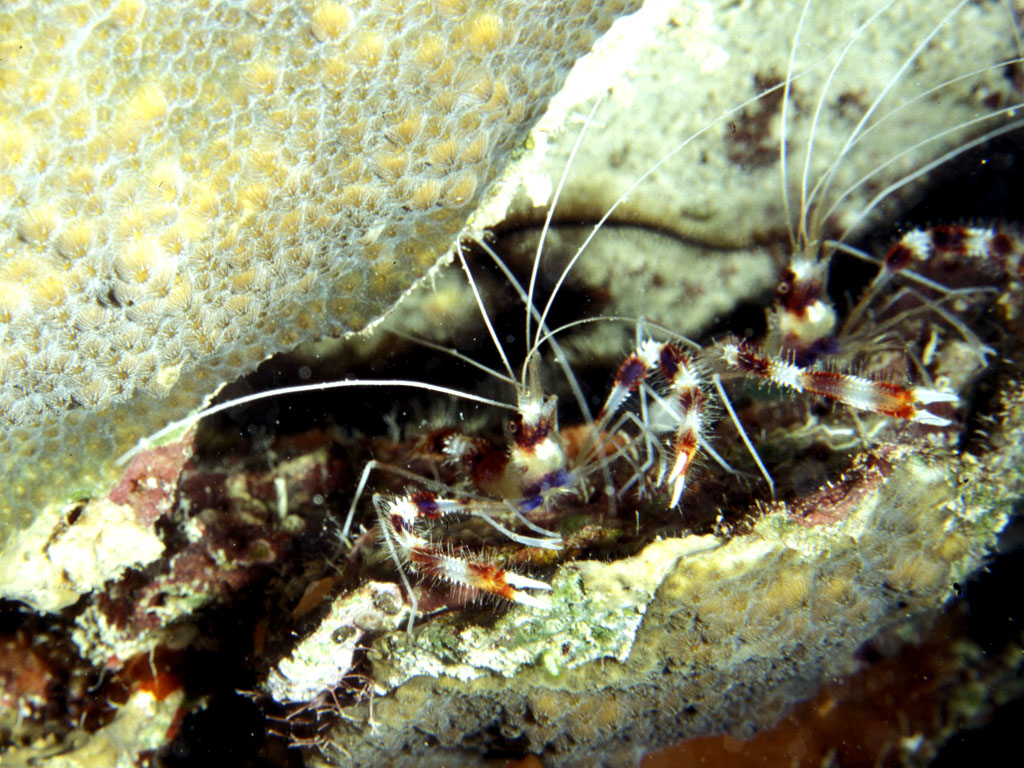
883, 224, 1024, 285
375, 492, 551, 608
719, 340, 958, 427
601, 339, 710, 508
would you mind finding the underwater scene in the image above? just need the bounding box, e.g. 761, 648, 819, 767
1, 1, 1022, 766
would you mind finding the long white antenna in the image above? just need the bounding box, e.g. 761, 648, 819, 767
532, 75, 815, 346
116, 378, 517, 466
455, 239, 517, 383
830, 114, 1024, 244
525, 95, 607, 374
797, 0, 899, 251
779, 0, 815, 251
807, 0, 970, 239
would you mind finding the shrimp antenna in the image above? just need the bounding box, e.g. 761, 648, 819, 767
824, 55, 1024, 178
456, 239, 517, 383
830, 115, 1024, 247
796, 0, 900, 253
805, 0, 971, 241
116, 378, 516, 467
779, 0, 815, 251
531, 57, 837, 354
524, 94, 607, 379
385, 328, 518, 387
713, 374, 775, 499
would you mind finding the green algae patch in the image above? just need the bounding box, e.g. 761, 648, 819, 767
372, 535, 720, 689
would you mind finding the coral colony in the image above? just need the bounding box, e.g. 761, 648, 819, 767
1, 1, 1023, 767
0, 0, 640, 535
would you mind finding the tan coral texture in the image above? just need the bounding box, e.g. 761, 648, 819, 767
0, 0, 639, 537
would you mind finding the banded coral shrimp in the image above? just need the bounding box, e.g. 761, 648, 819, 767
498, 6, 1021, 426
108, 0, 1024, 757
117, 0, 1023, 637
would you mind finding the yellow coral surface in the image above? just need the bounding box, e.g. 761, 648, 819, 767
0, 0, 639, 537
